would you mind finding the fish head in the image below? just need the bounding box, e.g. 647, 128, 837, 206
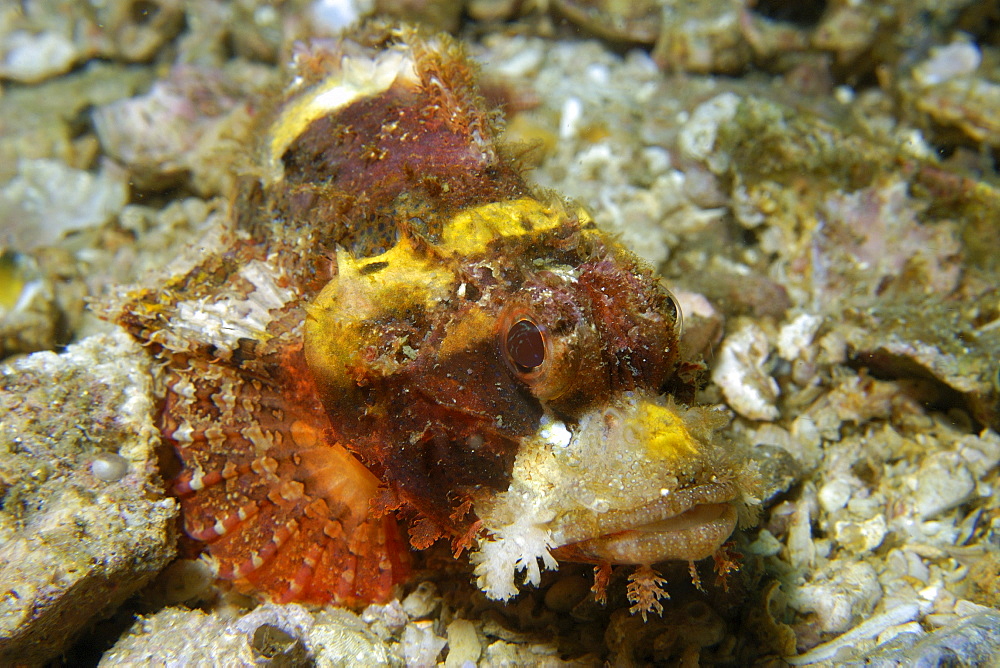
304, 195, 755, 600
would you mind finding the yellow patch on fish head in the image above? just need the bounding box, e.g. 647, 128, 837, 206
637, 400, 702, 461
441, 197, 592, 255
304, 233, 455, 399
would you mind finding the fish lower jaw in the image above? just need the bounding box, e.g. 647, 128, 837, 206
553, 501, 738, 565
549, 478, 741, 565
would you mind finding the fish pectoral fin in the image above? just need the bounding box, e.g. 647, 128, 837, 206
167, 347, 410, 605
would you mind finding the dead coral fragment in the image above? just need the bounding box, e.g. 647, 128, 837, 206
713, 320, 779, 421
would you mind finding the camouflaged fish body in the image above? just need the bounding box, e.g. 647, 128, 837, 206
114, 27, 758, 613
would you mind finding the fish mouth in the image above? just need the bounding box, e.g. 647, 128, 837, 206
550, 480, 738, 565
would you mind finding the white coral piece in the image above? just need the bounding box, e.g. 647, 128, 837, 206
471, 515, 559, 601
713, 321, 780, 421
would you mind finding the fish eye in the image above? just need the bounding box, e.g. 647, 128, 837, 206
505, 318, 546, 372
495, 300, 581, 402
497, 306, 555, 385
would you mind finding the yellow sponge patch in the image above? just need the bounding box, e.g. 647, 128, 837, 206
639, 401, 701, 461
304, 233, 454, 395
442, 198, 586, 255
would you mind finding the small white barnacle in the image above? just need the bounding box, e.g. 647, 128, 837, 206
91, 452, 130, 482
537, 416, 572, 448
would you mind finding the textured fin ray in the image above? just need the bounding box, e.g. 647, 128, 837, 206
117, 241, 410, 605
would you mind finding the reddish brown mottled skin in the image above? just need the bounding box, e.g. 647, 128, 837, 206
112, 27, 756, 614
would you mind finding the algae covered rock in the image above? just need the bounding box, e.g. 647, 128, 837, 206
101, 603, 399, 667
0, 330, 177, 665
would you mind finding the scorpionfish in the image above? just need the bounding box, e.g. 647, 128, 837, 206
113, 26, 758, 616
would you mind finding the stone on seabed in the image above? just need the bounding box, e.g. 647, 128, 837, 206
0, 331, 177, 665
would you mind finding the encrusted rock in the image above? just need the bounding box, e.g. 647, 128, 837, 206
0, 331, 177, 665
0, 242, 98, 361
789, 561, 882, 636
401, 620, 447, 667
0, 0, 183, 84
309, 607, 400, 666
100, 607, 251, 666
103, 603, 401, 666
444, 618, 482, 668
400, 581, 442, 619
0, 158, 128, 251
92, 64, 272, 195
